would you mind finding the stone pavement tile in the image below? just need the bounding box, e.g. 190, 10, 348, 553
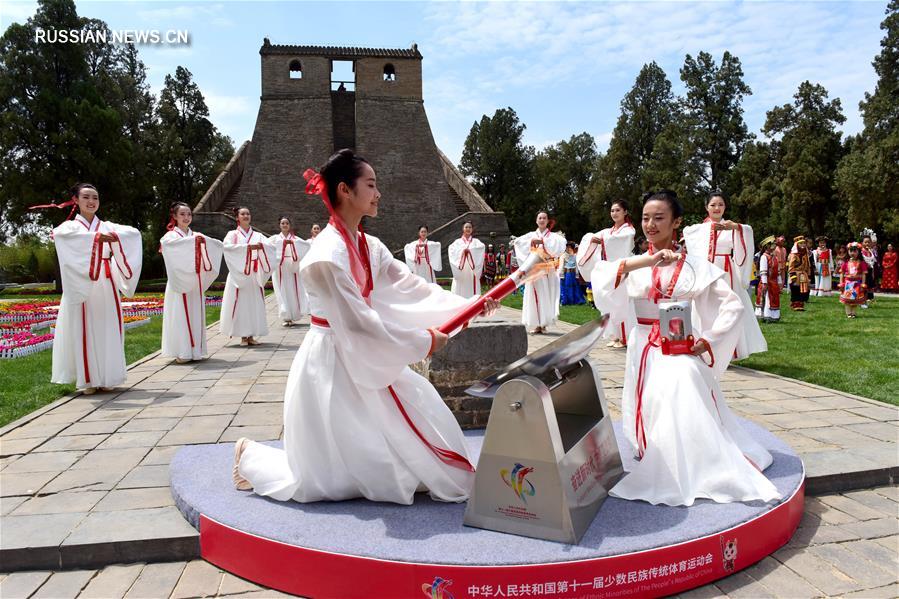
135, 405, 191, 419
81, 408, 142, 422
798, 426, 880, 447
3, 421, 70, 440
221, 589, 294, 598
0, 571, 52, 599
124, 561, 186, 599
819, 493, 890, 521
842, 538, 899, 569
711, 570, 775, 598
80, 563, 144, 599
843, 582, 899, 598
805, 496, 859, 524
70, 447, 148, 471
809, 543, 896, 588
60, 420, 128, 436
0, 436, 46, 456
63, 506, 197, 546
232, 403, 282, 426
140, 445, 180, 466
220, 425, 282, 442
761, 413, 828, 430
770, 431, 837, 453
727, 402, 789, 416
219, 571, 266, 595
677, 586, 729, 598
873, 534, 898, 552
775, 546, 862, 596
2, 450, 85, 473
93, 487, 174, 511
740, 388, 797, 401
845, 421, 899, 443
185, 403, 241, 417
0, 512, 87, 550
12, 490, 106, 516
118, 417, 182, 432
31, 569, 95, 599
800, 449, 878, 479
170, 559, 224, 599
846, 405, 899, 422
0, 471, 58, 496
789, 522, 861, 547
96, 430, 167, 450
1, 495, 27, 515
31, 434, 108, 453
39, 467, 126, 494
741, 555, 821, 598
873, 486, 899, 501
776, 398, 835, 413
1, 454, 20, 469
839, 517, 899, 540
158, 415, 233, 445
810, 410, 876, 426
116, 464, 171, 489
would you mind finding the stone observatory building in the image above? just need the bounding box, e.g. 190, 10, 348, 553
193, 39, 509, 260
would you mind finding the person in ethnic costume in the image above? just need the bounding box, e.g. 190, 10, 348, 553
560, 241, 585, 305
860, 235, 878, 307
234, 150, 498, 504
593, 190, 780, 507
811, 236, 834, 297
160, 202, 223, 362
39, 183, 143, 395
403, 225, 441, 285
839, 242, 868, 318
271, 216, 311, 326
787, 236, 812, 311
754, 236, 781, 322
774, 236, 788, 292
881, 243, 898, 292
514, 211, 566, 334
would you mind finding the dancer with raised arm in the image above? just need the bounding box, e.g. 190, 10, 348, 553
234, 150, 497, 505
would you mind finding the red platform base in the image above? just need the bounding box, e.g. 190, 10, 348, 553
200, 480, 804, 599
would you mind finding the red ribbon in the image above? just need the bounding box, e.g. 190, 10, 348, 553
29, 198, 78, 220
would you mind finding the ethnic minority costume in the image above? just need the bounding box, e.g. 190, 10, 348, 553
404, 239, 441, 285
593, 252, 780, 506
683, 220, 766, 359
755, 251, 781, 322
271, 232, 311, 323
577, 222, 635, 342
787, 241, 812, 310
882, 250, 898, 291
861, 248, 877, 301
237, 214, 476, 503
160, 228, 223, 361
51, 214, 143, 390
839, 260, 868, 305
559, 252, 585, 305
483, 251, 497, 286
514, 228, 566, 330
812, 246, 835, 297
448, 235, 485, 298
220, 226, 276, 339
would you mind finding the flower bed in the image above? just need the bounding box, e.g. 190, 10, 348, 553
0, 331, 55, 359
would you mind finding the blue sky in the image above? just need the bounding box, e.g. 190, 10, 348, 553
1, 1, 889, 164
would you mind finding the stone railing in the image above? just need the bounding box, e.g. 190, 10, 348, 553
194, 140, 251, 213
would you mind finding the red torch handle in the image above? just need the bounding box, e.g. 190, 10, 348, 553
438, 276, 519, 335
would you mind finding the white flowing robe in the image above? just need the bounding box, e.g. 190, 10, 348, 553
271, 233, 311, 322
593, 254, 781, 506
160, 228, 223, 361
220, 227, 275, 338
238, 225, 475, 504
404, 239, 442, 284
577, 223, 636, 341
683, 222, 766, 359
514, 229, 566, 329
448, 236, 485, 298
812, 248, 834, 296
51, 215, 142, 390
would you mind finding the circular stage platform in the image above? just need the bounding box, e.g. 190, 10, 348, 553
171, 420, 804, 599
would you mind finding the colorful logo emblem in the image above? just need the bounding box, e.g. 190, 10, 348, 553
501, 463, 536, 503
421, 576, 454, 599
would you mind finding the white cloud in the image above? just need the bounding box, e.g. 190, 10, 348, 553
0, 1, 38, 26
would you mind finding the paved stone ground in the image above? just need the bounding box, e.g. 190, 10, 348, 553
1, 298, 896, 596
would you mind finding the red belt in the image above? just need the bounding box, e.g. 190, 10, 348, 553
307, 315, 474, 473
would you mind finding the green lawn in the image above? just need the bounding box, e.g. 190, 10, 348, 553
502, 291, 898, 406
0, 306, 221, 427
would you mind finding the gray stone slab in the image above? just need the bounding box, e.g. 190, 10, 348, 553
840, 517, 899, 540
2, 450, 85, 473
810, 543, 896, 588
59, 420, 128, 436
219, 571, 264, 595
1, 495, 27, 516
819, 493, 890, 521
845, 421, 899, 443
80, 563, 143, 599
116, 464, 171, 489
32, 434, 108, 453
12, 490, 106, 516
39, 468, 125, 494
185, 403, 240, 417
96, 430, 167, 450
134, 405, 191, 419
31, 569, 95, 599
776, 546, 862, 595
118, 417, 182, 432
711, 569, 775, 598
843, 582, 899, 598
0, 512, 86, 566
0, 571, 52, 599
157, 415, 232, 446
81, 408, 142, 422
124, 562, 186, 599
232, 403, 282, 426
70, 447, 148, 471
170, 559, 223, 599
220, 425, 282, 442
93, 487, 174, 511
3, 421, 70, 440
139, 445, 180, 466
741, 555, 821, 598
0, 471, 58, 496
63, 506, 197, 546
842, 489, 899, 518
847, 405, 899, 422
0, 436, 47, 456
842, 538, 899, 569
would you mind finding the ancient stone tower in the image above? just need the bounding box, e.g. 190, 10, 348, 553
194, 40, 508, 258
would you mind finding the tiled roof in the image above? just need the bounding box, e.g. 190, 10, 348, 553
260, 40, 422, 59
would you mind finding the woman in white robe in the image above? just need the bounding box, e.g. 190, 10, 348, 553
577, 199, 636, 347
593, 190, 780, 507
160, 202, 223, 362
514, 211, 566, 333
270, 216, 311, 326
447, 221, 485, 298
220, 207, 275, 345
235, 150, 497, 504
683, 192, 766, 359
48, 183, 143, 394
404, 225, 442, 284
811, 236, 834, 297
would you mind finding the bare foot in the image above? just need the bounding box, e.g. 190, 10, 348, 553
233, 438, 253, 491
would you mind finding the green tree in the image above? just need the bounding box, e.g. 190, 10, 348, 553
586, 62, 678, 225
459, 107, 536, 232
763, 81, 846, 237
533, 132, 597, 240
836, 0, 899, 238
679, 51, 753, 212
730, 140, 783, 237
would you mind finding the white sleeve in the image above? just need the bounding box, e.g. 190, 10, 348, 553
692, 277, 744, 378
222, 233, 256, 289
429, 241, 442, 272
591, 259, 631, 329
161, 236, 199, 294
734, 225, 753, 287
404, 241, 416, 269
106, 223, 142, 297
53, 224, 96, 304
576, 232, 601, 281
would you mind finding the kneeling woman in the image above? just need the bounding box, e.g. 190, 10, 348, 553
593, 190, 780, 506
235, 150, 496, 504
47, 183, 143, 394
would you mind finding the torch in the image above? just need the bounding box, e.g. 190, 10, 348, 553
438, 249, 556, 335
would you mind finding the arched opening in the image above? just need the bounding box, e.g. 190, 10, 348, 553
289, 59, 302, 80
383, 63, 396, 82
